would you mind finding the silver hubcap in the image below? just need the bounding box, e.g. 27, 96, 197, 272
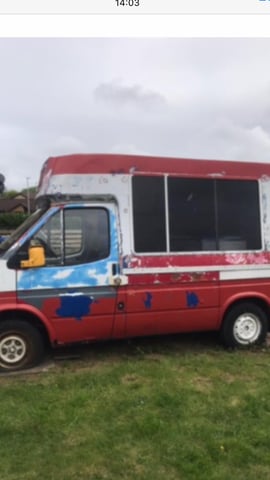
0, 335, 27, 364
233, 313, 261, 345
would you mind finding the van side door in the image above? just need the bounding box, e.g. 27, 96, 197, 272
9, 204, 121, 344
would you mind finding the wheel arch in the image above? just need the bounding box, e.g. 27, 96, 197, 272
0, 305, 56, 347
221, 294, 270, 330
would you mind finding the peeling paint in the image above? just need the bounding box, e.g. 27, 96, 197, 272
110, 169, 125, 175
6, 159, 270, 312
208, 172, 226, 177
56, 292, 95, 321
144, 292, 153, 309
123, 255, 133, 268
262, 193, 268, 224
260, 175, 270, 182
186, 291, 199, 308
224, 253, 247, 265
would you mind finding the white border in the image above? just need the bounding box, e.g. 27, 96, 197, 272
124, 266, 270, 281
1, 15, 270, 37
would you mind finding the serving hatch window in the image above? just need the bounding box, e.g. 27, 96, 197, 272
132, 176, 166, 253
132, 175, 261, 253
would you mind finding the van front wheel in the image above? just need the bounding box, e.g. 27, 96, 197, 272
221, 303, 268, 348
0, 320, 44, 372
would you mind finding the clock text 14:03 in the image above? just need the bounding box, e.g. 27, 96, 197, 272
115, 0, 140, 6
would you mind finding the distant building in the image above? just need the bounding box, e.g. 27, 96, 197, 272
0, 193, 35, 214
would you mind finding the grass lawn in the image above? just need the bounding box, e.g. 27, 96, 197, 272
1, 333, 270, 480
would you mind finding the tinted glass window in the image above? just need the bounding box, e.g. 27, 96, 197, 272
33, 211, 62, 260
216, 179, 261, 250
168, 178, 216, 251
132, 175, 261, 254
132, 176, 166, 252
64, 213, 83, 256
75, 208, 109, 263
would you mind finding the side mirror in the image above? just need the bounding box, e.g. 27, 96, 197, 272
20, 243, 45, 269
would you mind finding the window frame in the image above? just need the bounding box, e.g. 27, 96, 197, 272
56, 206, 111, 266
131, 174, 263, 255
131, 174, 167, 254
8, 205, 111, 270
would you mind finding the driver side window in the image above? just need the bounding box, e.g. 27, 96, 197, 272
33, 211, 62, 262
33, 207, 110, 267
8, 207, 110, 269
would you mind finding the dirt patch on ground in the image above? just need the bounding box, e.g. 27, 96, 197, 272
190, 375, 213, 393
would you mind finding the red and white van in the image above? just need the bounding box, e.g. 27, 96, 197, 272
0, 153, 269, 371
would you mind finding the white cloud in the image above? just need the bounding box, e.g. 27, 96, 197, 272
94, 80, 167, 110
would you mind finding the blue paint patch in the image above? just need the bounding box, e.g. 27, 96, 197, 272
144, 292, 153, 309
186, 291, 199, 308
56, 294, 95, 321
18, 260, 110, 290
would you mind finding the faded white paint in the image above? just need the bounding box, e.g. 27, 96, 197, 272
0, 259, 16, 292
53, 269, 74, 280
260, 178, 270, 250
220, 268, 270, 280
36, 172, 270, 270
124, 265, 270, 275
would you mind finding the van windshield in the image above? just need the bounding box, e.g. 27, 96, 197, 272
0, 209, 45, 253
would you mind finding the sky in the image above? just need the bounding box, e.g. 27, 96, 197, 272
1, 37, 270, 190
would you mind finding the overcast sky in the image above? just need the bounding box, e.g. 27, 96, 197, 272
1, 38, 270, 190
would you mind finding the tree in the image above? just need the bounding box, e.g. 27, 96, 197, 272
1, 190, 18, 199
21, 186, 37, 195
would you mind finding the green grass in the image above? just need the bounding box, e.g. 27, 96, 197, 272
1, 334, 270, 480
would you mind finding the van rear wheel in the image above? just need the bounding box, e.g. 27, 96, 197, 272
0, 320, 44, 372
221, 303, 268, 348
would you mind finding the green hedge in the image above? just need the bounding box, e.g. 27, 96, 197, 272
0, 212, 29, 229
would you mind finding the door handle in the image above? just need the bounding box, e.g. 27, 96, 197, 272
110, 263, 128, 286
112, 263, 119, 276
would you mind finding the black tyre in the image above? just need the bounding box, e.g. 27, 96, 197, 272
221, 302, 268, 348
0, 320, 45, 372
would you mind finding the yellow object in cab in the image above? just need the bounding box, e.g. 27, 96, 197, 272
21, 245, 45, 268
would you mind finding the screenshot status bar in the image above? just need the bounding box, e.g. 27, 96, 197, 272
0, 0, 270, 15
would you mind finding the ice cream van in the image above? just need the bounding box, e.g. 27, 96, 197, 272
0, 153, 270, 371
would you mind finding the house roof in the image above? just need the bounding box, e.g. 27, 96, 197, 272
0, 197, 35, 213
